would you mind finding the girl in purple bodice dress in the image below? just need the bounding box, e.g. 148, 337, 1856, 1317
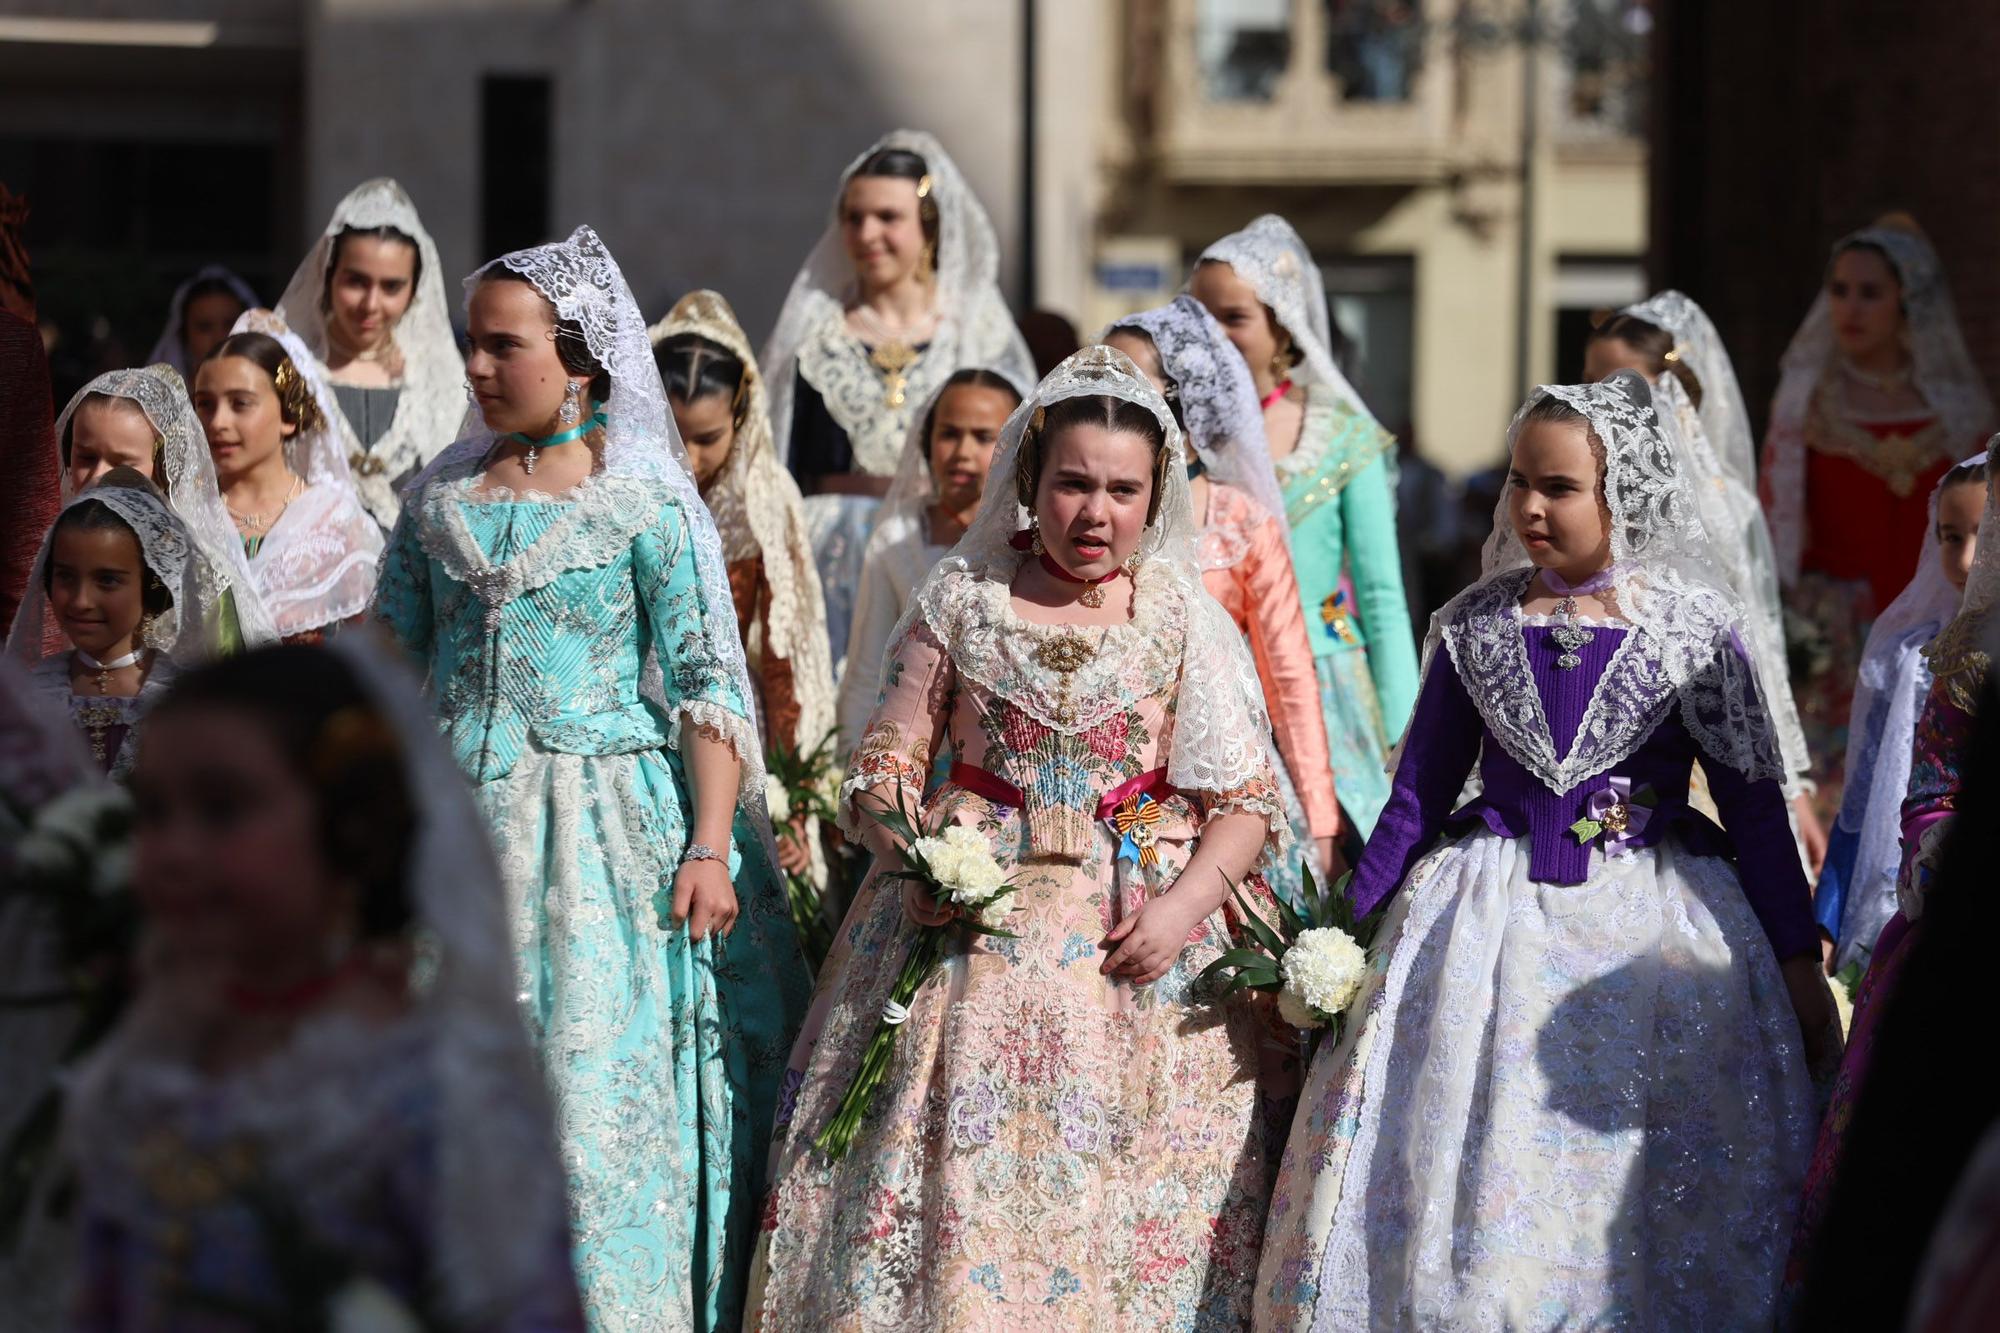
1255, 371, 1841, 1332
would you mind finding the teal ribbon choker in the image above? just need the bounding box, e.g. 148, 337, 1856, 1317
508, 406, 607, 451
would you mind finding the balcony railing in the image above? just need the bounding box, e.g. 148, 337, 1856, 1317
1158, 0, 1456, 184
1145, 0, 1646, 184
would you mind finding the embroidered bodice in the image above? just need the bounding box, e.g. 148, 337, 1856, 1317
843, 561, 1284, 862
1800, 392, 1960, 609
372, 472, 752, 785
26, 654, 180, 779
1277, 382, 1420, 733
1354, 575, 1816, 961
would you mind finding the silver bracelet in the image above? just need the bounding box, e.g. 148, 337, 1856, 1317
681, 843, 724, 865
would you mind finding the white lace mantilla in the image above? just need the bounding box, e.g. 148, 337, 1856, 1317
1439, 569, 1785, 793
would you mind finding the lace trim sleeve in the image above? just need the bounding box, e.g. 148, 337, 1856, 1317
1193, 773, 1291, 862
836, 618, 954, 839
633, 492, 760, 800
670, 698, 757, 770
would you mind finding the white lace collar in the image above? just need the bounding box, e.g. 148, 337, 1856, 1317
795, 292, 943, 477
1437, 569, 1785, 793
919, 552, 1189, 732
414, 460, 664, 621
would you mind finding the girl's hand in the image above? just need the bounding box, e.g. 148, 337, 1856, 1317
1781, 954, 1841, 1076
776, 816, 812, 875
1792, 793, 1828, 879
669, 858, 739, 940
901, 876, 956, 928
1315, 835, 1349, 882
1100, 893, 1206, 986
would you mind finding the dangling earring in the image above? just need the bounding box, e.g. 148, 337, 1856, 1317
1269, 342, 1290, 387
921, 239, 937, 277
1030, 525, 1046, 557
136, 613, 159, 648
558, 380, 583, 428
1121, 552, 1142, 577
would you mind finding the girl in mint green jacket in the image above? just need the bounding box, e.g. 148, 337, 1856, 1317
1192, 215, 1418, 832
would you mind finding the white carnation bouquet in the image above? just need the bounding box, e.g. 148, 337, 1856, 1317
1199, 862, 1379, 1047
814, 782, 1021, 1159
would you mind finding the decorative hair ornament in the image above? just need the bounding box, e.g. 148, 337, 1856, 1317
271, 357, 323, 435
1663, 346, 1683, 365
916, 174, 934, 201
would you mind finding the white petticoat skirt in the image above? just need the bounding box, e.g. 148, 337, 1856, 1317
1255, 828, 1816, 1332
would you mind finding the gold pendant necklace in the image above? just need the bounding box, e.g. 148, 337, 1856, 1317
869, 340, 919, 410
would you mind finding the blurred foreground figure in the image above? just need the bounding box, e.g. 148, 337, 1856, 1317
63, 640, 585, 1329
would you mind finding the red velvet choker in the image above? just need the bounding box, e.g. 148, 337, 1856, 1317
1036, 551, 1124, 608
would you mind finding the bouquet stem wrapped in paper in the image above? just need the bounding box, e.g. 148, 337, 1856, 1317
814, 783, 1020, 1160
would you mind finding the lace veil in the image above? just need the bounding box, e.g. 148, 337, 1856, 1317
1765, 215, 1994, 585
63, 632, 573, 1325
6, 480, 212, 665
226, 308, 385, 636
1835, 451, 1987, 954
1652, 371, 1811, 791
275, 178, 468, 528
759, 128, 1035, 473
881, 345, 1281, 814
872, 364, 1034, 565
1196, 213, 1372, 420
1428, 370, 1786, 792
415, 228, 778, 829
1924, 440, 2000, 713
649, 289, 836, 753
54, 365, 280, 650
1102, 294, 1288, 528
1619, 290, 1756, 494
146, 265, 260, 376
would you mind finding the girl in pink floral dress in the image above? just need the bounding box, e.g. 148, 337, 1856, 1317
749, 347, 1298, 1330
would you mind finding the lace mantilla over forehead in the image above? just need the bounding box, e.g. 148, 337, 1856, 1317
649, 288, 837, 749
1436, 370, 1784, 787
1195, 213, 1379, 427
1109, 294, 1287, 529
275, 178, 467, 528
5, 480, 213, 665
760, 128, 1035, 467
54, 364, 281, 649
1617, 289, 1759, 494
1765, 215, 1995, 585
891, 345, 1278, 798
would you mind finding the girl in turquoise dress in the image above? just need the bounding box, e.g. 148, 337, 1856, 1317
373, 226, 808, 1331
1192, 215, 1418, 833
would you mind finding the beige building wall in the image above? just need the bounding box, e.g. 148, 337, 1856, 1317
1069, 0, 1650, 476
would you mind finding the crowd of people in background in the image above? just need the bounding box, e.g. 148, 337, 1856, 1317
1, 130, 1997, 1332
